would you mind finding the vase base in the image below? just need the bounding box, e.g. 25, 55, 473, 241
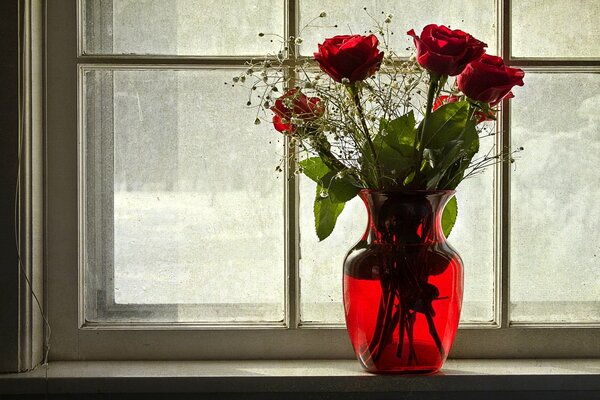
360, 363, 441, 375
354, 340, 446, 375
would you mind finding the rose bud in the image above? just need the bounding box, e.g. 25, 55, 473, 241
408, 24, 487, 76
314, 34, 384, 83
457, 54, 524, 104
271, 88, 323, 134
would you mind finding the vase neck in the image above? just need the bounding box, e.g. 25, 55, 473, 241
359, 190, 454, 245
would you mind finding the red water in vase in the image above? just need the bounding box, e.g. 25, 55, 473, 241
343, 190, 463, 374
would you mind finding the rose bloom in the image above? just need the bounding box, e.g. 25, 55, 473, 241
314, 34, 384, 83
408, 24, 487, 76
271, 88, 323, 134
457, 54, 524, 104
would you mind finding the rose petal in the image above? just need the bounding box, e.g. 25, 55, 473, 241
272, 114, 293, 133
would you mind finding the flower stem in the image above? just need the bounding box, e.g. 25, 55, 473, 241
414, 73, 441, 186
467, 104, 476, 122
425, 309, 445, 359
347, 84, 382, 188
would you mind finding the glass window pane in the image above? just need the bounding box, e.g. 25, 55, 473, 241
298, 177, 365, 325
299, 164, 496, 325
511, 72, 600, 323
83, 68, 285, 324
512, 0, 600, 58
451, 163, 496, 323
299, 0, 498, 57
82, 0, 284, 56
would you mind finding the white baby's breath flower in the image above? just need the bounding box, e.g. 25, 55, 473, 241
335, 170, 347, 179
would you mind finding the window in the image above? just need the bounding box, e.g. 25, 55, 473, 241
45, 0, 600, 361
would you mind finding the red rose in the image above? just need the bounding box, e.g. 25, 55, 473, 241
408, 25, 487, 76
314, 34, 384, 83
271, 88, 323, 134
457, 54, 524, 104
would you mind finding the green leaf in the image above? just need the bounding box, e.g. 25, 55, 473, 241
320, 171, 360, 203
442, 196, 458, 238
441, 160, 469, 190
380, 111, 417, 157
437, 120, 480, 189
420, 101, 470, 149
301, 157, 359, 239
314, 183, 346, 241
403, 170, 416, 186
376, 138, 414, 171
426, 140, 465, 189
300, 157, 359, 203
371, 112, 418, 186
358, 133, 416, 187
299, 157, 330, 183
461, 120, 479, 157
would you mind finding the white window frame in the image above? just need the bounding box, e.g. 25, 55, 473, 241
44, 0, 600, 361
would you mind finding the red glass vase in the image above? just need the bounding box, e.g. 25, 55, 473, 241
343, 190, 463, 374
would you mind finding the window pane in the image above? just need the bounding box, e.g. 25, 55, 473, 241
83, 68, 285, 324
299, 164, 496, 325
299, 0, 498, 57
451, 162, 496, 323
511, 72, 600, 323
298, 177, 365, 325
82, 0, 284, 56
511, 0, 600, 58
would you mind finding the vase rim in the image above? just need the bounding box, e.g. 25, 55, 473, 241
359, 188, 456, 195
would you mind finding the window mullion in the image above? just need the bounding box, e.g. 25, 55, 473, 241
499, 0, 512, 329
284, 0, 301, 329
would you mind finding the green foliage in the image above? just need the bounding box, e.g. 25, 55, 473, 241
419, 103, 481, 190
441, 196, 458, 238
313, 185, 346, 241
300, 157, 360, 240
380, 111, 417, 157
424, 140, 465, 189
437, 120, 479, 189
420, 102, 470, 149
361, 112, 419, 187
299, 101, 482, 239
300, 156, 330, 182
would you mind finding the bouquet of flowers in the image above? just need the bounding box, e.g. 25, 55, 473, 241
235, 15, 525, 241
